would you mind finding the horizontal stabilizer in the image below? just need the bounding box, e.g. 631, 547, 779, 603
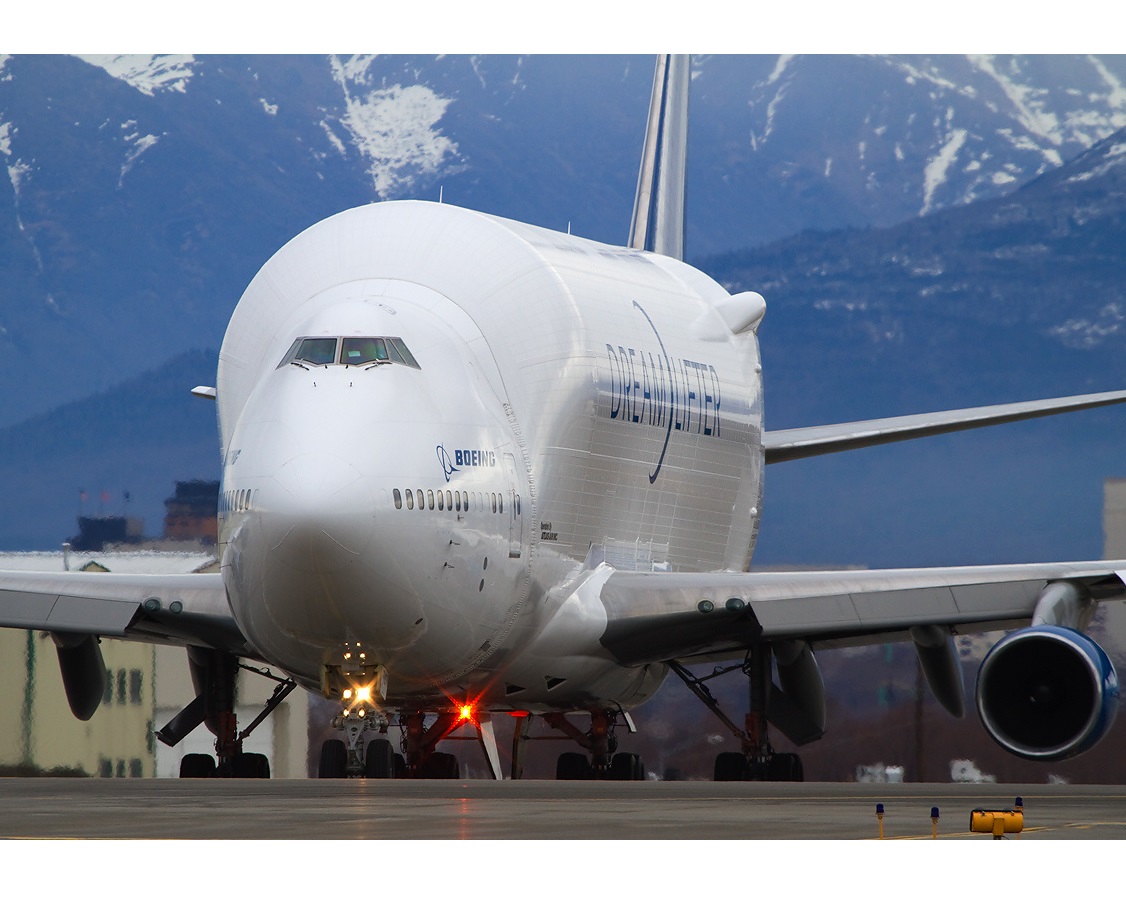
763, 389, 1126, 464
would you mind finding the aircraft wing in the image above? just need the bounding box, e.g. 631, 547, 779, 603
763, 389, 1126, 463
596, 561, 1126, 666
0, 569, 252, 655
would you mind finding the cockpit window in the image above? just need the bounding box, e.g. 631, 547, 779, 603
278, 337, 337, 367
386, 338, 420, 369
342, 337, 389, 365
278, 336, 421, 370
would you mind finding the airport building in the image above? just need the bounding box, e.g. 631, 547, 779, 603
0, 479, 313, 778
0, 549, 312, 777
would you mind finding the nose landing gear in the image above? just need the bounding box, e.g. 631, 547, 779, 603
316, 702, 505, 779
318, 700, 396, 778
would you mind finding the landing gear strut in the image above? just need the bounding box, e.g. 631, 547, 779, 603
158, 646, 296, 779
318, 701, 396, 778
317, 706, 505, 779
538, 709, 646, 780
668, 642, 805, 782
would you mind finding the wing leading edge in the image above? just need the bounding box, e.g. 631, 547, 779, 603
763, 389, 1126, 464
595, 561, 1126, 666
0, 569, 251, 655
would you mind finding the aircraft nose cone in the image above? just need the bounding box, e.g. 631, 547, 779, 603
268, 450, 376, 572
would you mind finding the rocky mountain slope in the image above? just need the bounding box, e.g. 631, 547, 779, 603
2, 54, 1125, 426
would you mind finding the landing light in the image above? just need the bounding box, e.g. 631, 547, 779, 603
355, 685, 373, 704
458, 703, 475, 722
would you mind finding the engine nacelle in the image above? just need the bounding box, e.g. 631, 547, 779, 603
976, 625, 1119, 761
52, 633, 107, 722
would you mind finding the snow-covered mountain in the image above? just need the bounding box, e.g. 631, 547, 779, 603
2, 54, 1125, 427
689, 55, 1126, 252
0, 54, 1124, 562
702, 124, 1126, 569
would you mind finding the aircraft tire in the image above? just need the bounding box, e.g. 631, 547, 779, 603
714, 751, 749, 781
609, 752, 643, 781
768, 752, 803, 782
180, 753, 216, 778
318, 739, 347, 778
421, 750, 460, 779
236, 752, 271, 779
556, 751, 591, 780
364, 739, 396, 779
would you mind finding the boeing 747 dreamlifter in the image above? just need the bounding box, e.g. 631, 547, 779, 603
1, 56, 1124, 780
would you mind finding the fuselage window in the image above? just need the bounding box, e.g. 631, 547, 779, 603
491, 493, 497, 514
427, 490, 435, 510
455, 491, 461, 512
445, 491, 452, 511
393, 488, 402, 509
438, 491, 444, 511
405, 489, 414, 510
499, 494, 504, 514
515, 495, 521, 515
463, 491, 469, 512
417, 490, 424, 510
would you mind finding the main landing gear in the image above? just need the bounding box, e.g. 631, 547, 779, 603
157, 646, 296, 779
316, 706, 505, 780
667, 640, 807, 782
508, 709, 646, 780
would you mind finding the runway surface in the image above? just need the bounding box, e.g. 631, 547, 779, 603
2, 778, 1126, 839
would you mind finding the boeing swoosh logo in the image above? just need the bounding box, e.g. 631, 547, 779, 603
436, 445, 459, 483
634, 302, 675, 485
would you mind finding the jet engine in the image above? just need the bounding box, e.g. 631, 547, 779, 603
52, 633, 108, 722
976, 625, 1119, 761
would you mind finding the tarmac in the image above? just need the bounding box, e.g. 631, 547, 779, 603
2, 778, 1125, 840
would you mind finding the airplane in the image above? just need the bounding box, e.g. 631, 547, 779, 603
2, 54, 1126, 781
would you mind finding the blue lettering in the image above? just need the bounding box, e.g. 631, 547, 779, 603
640, 349, 652, 425
607, 344, 623, 419
628, 347, 639, 423
602, 304, 728, 481
710, 365, 721, 438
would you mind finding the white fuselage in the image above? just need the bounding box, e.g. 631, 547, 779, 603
215, 201, 764, 712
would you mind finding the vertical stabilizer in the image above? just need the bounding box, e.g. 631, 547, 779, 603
628, 54, 690, 260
